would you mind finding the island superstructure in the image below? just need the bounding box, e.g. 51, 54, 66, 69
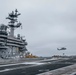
0, 9, 28, 59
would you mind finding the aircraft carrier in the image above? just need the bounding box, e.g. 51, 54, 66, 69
0, 10, 76, 75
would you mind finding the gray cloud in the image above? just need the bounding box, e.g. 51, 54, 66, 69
0, 0, 76, 56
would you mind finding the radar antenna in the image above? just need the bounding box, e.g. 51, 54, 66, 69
6, 9, 22, 37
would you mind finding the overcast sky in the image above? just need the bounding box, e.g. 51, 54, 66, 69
0, 0, 76, 56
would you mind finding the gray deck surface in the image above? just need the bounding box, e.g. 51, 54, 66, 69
38, 64, 76, 75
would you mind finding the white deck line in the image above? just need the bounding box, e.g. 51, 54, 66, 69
0, 62, 45, 73
0, 58, 54, 67
0, 69, 13, 72
0, 63, 24, 67
0, 61, 45, 67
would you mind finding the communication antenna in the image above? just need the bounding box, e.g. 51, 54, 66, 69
6, 9, 22, 37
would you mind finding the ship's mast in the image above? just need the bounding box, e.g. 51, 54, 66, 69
6, 9, 22, 37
